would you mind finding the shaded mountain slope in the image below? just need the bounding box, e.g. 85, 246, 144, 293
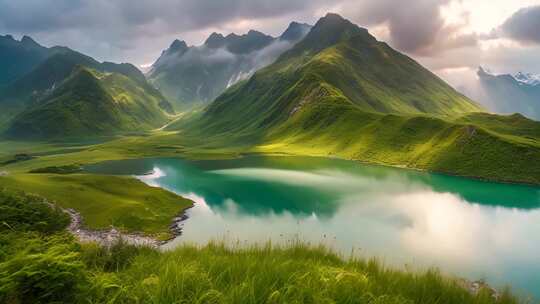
0, 35, 52, 87
0, 48, 160, 128
5, 67, 172, 139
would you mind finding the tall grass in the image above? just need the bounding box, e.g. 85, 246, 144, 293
0, 189, 525, 303
81, 241, 519, 304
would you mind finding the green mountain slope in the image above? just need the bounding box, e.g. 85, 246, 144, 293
0, 47, 164, 129
199, 14, 480, 133
4, 67, 172, 139
177, 14, 539, 184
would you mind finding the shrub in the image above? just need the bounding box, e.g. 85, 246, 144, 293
0, 189, 70, 234
0, 234, 88, 304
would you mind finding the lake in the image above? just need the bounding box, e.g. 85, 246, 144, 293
86, 156, 540, 298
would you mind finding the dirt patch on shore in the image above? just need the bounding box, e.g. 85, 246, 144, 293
64, 206, 192, 248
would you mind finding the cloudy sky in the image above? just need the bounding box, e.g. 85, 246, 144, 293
1, 0, 540, 89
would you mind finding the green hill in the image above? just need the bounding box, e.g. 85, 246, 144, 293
0, 48, 149, 104
0, 46, 170, 131
177, 14, 539, 184
4, 66, 173, 139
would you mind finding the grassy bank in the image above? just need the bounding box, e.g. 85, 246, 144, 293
0, 174, 192, 237
80, 241, 520, 304
3, 233, 521, 304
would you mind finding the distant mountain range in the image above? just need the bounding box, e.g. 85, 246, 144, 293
514, 72, 540, 86
0, 37, 173, 139
0, 14, 538, 184
477, 67, 540, 120
148, 22, 312, 109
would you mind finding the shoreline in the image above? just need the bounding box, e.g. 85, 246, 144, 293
63, 207, 503, 300
59, 181, 506, 300
64, 203, 194, 248
240, 152, 540, 187
83, 151, 540, 187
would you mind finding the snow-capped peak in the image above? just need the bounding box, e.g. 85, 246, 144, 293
514, 72, 540, 86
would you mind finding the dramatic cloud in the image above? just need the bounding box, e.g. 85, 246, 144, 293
329, 0, 479, 56
501, 5, 540, 44
0, 0, 325, 64
0, 0, 477, 63
0, 0, 539, 83
0, 0, 321, 33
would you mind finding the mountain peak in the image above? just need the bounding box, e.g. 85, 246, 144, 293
280, 13, 374, 59
322, 13, 347, 22
477, 66, 490, 77
313, 13, 362, 34
1, 34, 15, 41
280, 22, 312, 41
247, 30, 267, 37
205, 32, 226, 48
168, 39, 188, 53
223, 30, 274, 54
20, 35, 39, 46
514, 71, 540, 86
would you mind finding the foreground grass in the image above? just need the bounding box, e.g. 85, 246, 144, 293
0, 174, 192, 236
1, 235, 520, 304
0, 186, 525, 304
80, 241, 519, 304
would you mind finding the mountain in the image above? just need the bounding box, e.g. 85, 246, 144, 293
176, 14, 539, 184
477, 67, 540, 120
5, 66, 173, 139
0, 46, 168, 128
148, 22, 312, 109
0, 35, 52, 87
279, 22, 312, 42
0, 41, 173, 139
196, 13, 480, 131
514, 72, 540, 86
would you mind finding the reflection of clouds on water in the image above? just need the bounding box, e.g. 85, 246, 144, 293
211, 168, 427, 194
148, 166, 540, 295
136, 167, 166, 187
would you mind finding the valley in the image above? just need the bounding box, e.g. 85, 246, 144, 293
0, 10, 539, 304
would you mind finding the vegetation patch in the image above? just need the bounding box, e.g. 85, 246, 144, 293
0, 174, 192, 236
0, 188, 69, 234
29, 164, 83, 174
1, 153, 33, 166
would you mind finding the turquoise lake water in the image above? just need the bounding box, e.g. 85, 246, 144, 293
86, 156, 540, 298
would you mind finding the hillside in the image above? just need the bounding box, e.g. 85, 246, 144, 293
194, 14, 481, 135
148, 22, 311, 109
4, 67, 173, 139
177, 14, 540, 184
0, 47, 165, 130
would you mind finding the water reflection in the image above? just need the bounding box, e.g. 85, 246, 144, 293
86, 156, 540, 297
